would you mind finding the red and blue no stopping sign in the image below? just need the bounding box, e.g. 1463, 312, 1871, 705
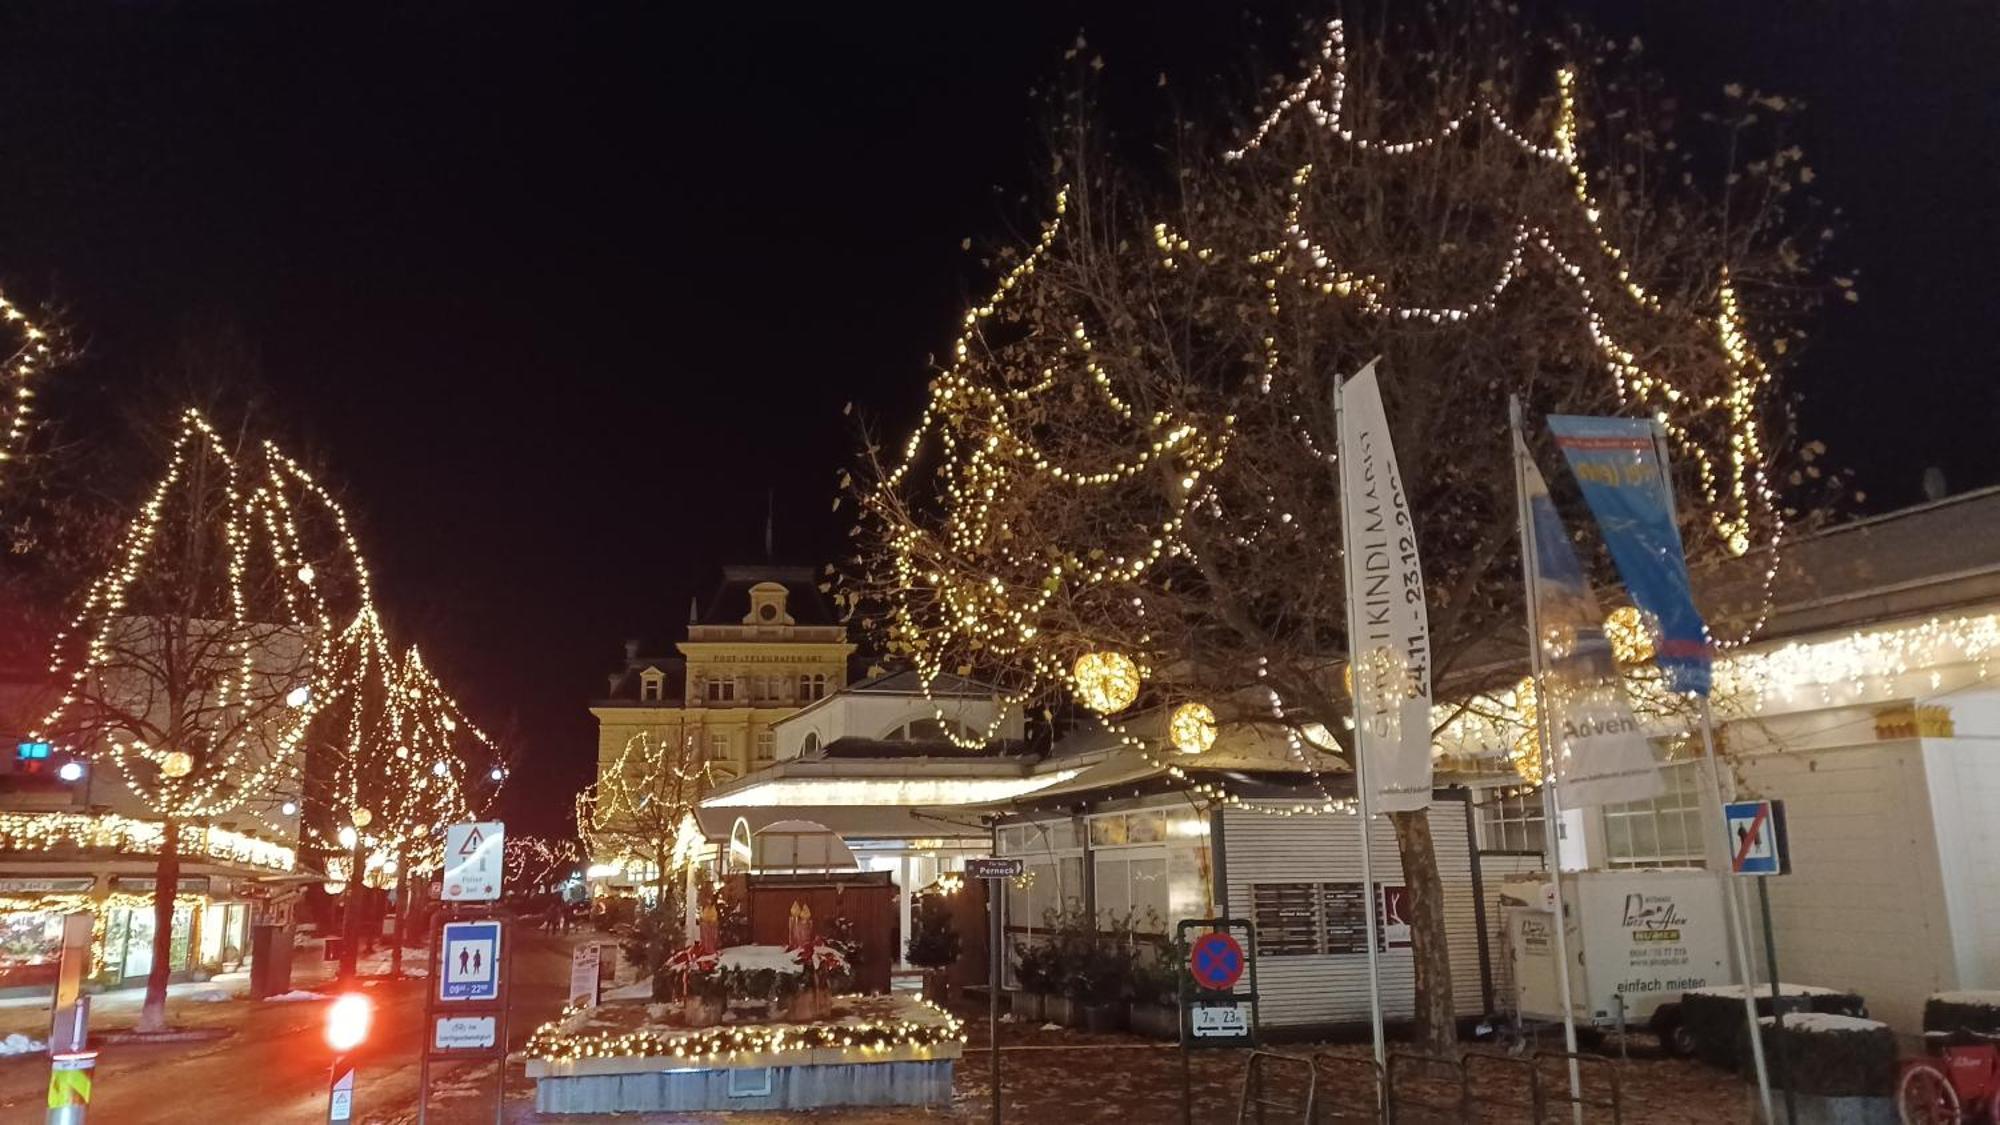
1188, 931, 1245, 991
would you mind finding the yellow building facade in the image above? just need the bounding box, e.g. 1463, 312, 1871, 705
589, 565, 853, 808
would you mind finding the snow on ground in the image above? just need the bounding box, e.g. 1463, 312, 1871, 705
262, 990, 329, 1003
717, 944, 802, 974
1759, 1013, 1884, 1033
602, 981, 652, 1002
0, 1034, 45, 1056
1684, 982, 1841, 998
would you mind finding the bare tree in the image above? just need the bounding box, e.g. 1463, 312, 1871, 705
854, 9, 1837, 1053
36, 410, 341, 1032
576, 727, 712, 978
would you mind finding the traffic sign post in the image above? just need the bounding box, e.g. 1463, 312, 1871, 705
1727, 800, 1798, 1125
1175, 917, 1259, 1125
966, 856, 1022, 1125
421, 820, 510, 1125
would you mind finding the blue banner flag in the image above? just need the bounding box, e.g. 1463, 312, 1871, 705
1518, 435, 1664, 807
1545, 415, 1712, 696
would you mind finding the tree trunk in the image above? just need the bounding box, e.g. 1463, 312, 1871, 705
1390, 808, 1457, 1056
390, 847, 408, 978
339, 836, 365, 980
136, 818, 179, 1034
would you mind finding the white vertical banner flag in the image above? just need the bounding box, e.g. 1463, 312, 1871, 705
1337, 362, 1434, 813
1518, 435, 1665, 808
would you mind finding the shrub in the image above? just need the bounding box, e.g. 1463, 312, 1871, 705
906, 896, 962, 971
1923, 991, 2000, 1036
1013, 940, 1059, 993
1754, 1014, 1896, 1097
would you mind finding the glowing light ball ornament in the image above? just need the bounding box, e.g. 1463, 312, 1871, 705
1169, 702, 1217, 755
1604, 606, 1656, 666
1072, 651, 1140, 714
350, 807, 373, 829
160, 751, 194, 779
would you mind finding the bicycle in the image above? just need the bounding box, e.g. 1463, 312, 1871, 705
1899, 1028, 2000, 1124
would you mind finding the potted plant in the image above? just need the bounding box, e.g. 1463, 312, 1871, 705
1070, 934, 1135, 1033
1127, 945, 1181, 1040
906, 895, 963, 1004
1011, 940, 1056, 1021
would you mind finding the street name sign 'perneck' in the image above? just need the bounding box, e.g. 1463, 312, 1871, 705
443, 821, 504, 902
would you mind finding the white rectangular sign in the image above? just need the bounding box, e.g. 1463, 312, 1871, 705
433, 1015, 497, 1051
569, 942, 601, 1008
443, 821, 504, 902
1337, 361, 1434, 813
1191, 1003, 1248, 1038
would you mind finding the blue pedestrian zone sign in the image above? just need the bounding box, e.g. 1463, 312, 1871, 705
1726, 799, 1790, 877
440, 920, 502, 1002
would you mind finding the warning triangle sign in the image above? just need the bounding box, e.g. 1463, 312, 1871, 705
458, 826, 485, 856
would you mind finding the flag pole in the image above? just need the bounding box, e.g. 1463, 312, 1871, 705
1333, 369, 1389, 1070
1508, 398, 1583, 1120
1647, 420, 1775, 1122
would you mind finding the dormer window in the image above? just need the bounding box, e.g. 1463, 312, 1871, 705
744, 582, 793, 626
639, 668, 665, 703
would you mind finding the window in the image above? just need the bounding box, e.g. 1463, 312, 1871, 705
755, 730, 775, 761
639, 670, 664, 703
799, 673, 828, 701
708, 732, 731, 762
800, 732, 820, 756
1602, 760, 1705, 868
705, 677, 735, 703
884, 717, 977, 743
1476, 787, 1547, 853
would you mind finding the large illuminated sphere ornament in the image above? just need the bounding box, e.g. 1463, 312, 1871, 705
1604, 606, 1655, 667
351, 807, 373, 829
1169, 702, 1218, 755
1072, 651, 1141, 714
160, 751, 194, 779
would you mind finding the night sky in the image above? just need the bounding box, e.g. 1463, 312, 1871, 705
0, 2, 1990, 834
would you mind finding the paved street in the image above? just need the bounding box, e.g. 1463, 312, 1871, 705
0, 933, 1770, 1123
0, 928, 576, 1124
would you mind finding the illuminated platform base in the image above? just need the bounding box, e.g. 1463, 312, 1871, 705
527, 1044, 958, 1114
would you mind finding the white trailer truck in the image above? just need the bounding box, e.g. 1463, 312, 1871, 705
1500, 868, 1733, 1053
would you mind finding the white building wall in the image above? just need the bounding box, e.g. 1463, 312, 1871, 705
1736, 738, 1955, 1031
1921, 728, 2000, 993
1222, 799, 1485, 1027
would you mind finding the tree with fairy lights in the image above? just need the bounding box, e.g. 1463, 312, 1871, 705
34, 410, 370, 1032
299, 613, 498, 977
855, 9, 1843, 1053
576, 728, 711, 989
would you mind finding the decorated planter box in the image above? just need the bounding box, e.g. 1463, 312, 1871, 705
526, 992, 964, 1115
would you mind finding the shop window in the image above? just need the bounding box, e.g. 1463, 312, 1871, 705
1476, 787, 1547, 853
1602, 760, 1705, 868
